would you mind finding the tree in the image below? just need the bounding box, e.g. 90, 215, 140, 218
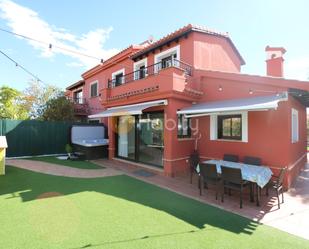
41, 95, 75, 121
23, 80, 62, 119
0, 86, 29, 119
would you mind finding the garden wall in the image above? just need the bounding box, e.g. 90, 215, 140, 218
0, 119, 78, 157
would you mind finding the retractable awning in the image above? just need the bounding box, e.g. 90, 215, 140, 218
177, 92, 288, 118
88, 99, 168, 118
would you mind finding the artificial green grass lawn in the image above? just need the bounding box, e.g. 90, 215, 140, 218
28, 156, 103, 169
0, 166, 308, 249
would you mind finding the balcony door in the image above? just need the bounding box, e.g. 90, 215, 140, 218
73, 90, 83, 104
161, 54, 177, 69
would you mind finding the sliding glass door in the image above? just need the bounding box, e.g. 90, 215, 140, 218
116, 112, 164, 167
138, 112, 164, 167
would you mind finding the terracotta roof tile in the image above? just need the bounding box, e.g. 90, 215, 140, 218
131, 24, 245, 65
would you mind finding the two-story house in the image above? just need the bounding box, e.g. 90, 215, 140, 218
68, 24, 309, 188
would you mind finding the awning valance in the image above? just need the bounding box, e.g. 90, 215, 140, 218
88, 99, 167, 118
177, 92, 288, 118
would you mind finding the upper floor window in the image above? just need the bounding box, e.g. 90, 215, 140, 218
154, 45, 180, 72
217, 114, 242, 140
90, 81, 98, 98
177, 114, 191, 138
291, 108, 299, 143
73, 89, 83, 104
112, 68, 125, 87
133, 58, 147, 80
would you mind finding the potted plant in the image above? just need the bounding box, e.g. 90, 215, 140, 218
65, 143, 73, 159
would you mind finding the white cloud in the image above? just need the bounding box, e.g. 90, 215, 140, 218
0, 0, 119, 68
285, 57, 309, 81
66, 62, 84, 68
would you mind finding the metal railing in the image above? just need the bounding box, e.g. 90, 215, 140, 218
67, 97, 86, 105
108, 59, 192, 88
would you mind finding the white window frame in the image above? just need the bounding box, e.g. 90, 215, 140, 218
73, 88, 83, 104
291, 108, 299, 143
89, 80, 99, 98
133, 58, 148, 80
154, 45, 180, 72
210, 111, 248, 143
112, 68, 125, 85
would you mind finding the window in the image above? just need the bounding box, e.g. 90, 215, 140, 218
112, 68, 125, 87
210, 112, 248, 142
90, 81, 98, 97
177, 114, 191, 138
217, 115, 242, 140
161, 54, 177, 69
291, 108, 299, 143
139, 65, 146, 79
154, 45, 180, 72
133, 58, 147, 80
115, 73, 124, 86
73, 90, 83, 104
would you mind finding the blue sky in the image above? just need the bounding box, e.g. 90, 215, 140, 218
0, 0, 309, 91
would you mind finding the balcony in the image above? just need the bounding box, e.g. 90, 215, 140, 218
101, 59, 202, 105
107, 59, 192, 88
67, 97, 89, 116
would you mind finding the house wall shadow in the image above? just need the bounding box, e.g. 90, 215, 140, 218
0, 166, 258, 236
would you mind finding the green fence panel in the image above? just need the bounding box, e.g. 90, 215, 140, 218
0, 119, 76, 157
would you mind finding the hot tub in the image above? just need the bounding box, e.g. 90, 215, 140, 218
71, 125, 109, 160
73, 139, 109, 147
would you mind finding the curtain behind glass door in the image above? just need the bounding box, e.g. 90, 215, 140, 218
117, 116, 135, 159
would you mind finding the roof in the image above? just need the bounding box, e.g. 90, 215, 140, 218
131, 24, 245, 65
199, 69, 309, 92
265, 46, 287, 54
82, 43, 151, 79
66, 80, 85, 90
177, 92, 288, 117
88, 99, 167, 118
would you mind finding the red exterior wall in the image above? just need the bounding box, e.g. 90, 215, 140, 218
192, 32, 242, 72
68, 26, 308, 189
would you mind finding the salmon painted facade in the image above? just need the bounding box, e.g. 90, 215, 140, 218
66, 24, 309, 188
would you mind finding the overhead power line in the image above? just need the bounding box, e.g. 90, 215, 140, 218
0, 27, 104, 62
0, 49, 44, 83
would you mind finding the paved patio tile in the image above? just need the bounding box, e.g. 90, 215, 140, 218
7, 159, 122, 178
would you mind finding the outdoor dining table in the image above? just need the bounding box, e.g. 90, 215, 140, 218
199, 159, 273, 206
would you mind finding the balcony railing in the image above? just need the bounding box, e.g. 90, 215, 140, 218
68, 97, 86, 105
67, 97, 89, 115
108, 59, 192, 88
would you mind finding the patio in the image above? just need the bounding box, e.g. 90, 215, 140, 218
92, 157, 309, 240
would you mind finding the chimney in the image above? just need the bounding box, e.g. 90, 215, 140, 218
265, 46, 286, 77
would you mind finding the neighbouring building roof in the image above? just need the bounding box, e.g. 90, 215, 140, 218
66, 80, 85, 91
131, 24, 246, 65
